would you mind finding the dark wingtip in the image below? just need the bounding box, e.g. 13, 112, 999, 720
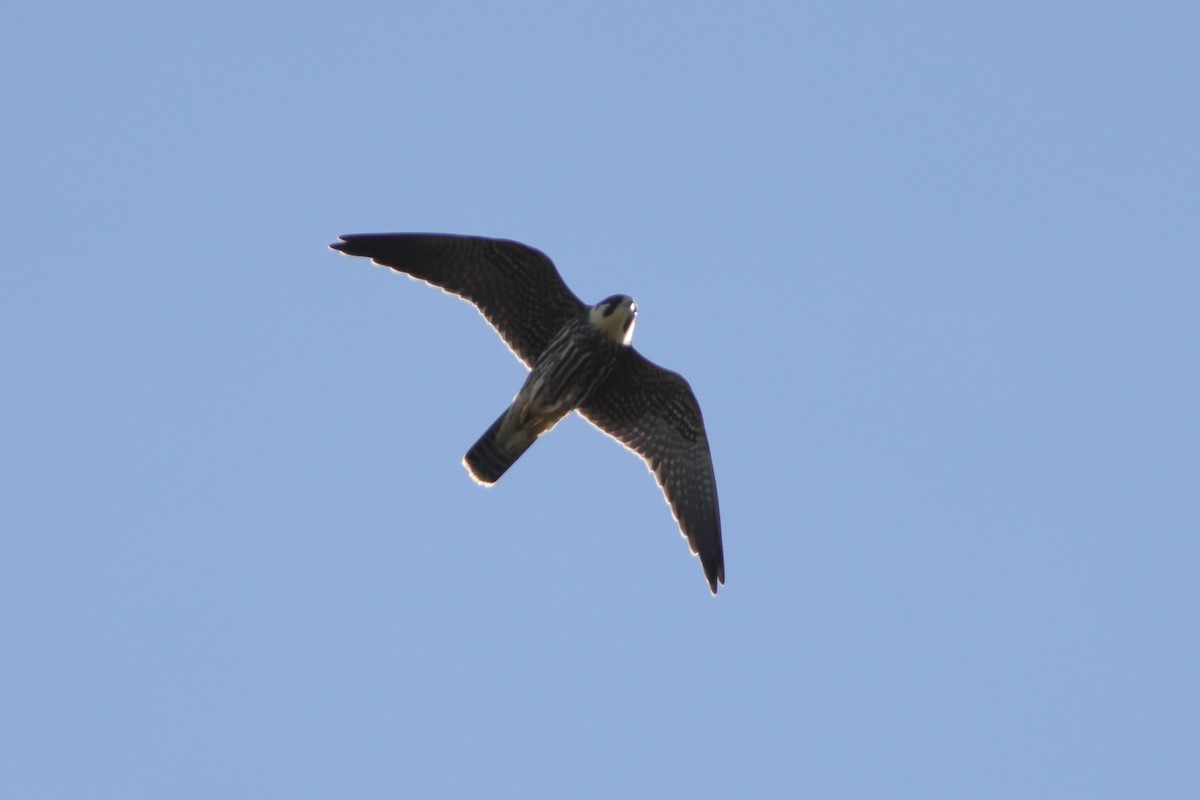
329, 234, 390, 258
706, 563, 725, 596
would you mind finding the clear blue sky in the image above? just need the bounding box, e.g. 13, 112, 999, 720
4, 2, 1197, 797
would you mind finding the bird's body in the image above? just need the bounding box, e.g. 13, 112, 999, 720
330, 233, 725, 594
465, 303, 630, 483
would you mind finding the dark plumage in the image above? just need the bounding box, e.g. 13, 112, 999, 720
330, 233, 725, 594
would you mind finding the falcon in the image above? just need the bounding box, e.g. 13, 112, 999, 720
330, 233, 725, 594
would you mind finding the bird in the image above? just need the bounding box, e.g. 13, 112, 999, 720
329, 233, 724, 594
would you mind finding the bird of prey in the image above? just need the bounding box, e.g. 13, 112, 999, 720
330, 233, 724, 594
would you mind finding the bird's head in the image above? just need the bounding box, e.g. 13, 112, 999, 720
589, 294, 637, 345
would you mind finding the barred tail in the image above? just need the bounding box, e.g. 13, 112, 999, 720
463, 408, 537, 485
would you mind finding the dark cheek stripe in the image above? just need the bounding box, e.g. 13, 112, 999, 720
599, 295, 625, 317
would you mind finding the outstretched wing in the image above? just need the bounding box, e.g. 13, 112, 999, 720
578, 348, 724, 594
330, 233, 587, 368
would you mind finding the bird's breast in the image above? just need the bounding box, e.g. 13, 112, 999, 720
519, 319, 621, 419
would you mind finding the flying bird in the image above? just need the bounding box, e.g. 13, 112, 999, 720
330, 233, 724, 594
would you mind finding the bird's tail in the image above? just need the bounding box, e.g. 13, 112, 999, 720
463, 407, 537, 485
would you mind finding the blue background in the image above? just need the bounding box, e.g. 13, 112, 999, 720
4, 3, 1197, 796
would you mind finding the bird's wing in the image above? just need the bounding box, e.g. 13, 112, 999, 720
578, 348, 724, 594
330, 233, 587, 368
